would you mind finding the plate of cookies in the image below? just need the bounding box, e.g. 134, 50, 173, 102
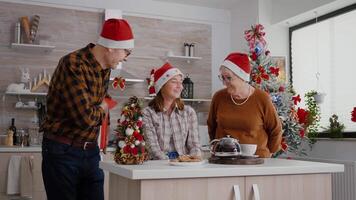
169, 155, 206, 166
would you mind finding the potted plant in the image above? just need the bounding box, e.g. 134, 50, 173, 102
322, 114, 345, 138
304, 91, 321, 138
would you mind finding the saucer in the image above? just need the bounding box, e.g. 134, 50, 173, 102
239, 154, 259, 158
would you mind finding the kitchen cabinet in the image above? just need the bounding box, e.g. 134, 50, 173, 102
100, 159, 342, 200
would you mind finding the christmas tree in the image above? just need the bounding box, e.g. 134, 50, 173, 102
114, 96, 148, 164
244, 24, 313, 156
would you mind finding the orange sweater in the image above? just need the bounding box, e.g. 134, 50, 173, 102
207, 88, 282, 158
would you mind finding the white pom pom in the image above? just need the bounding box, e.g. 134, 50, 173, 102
141, 141, 145, 146
138, 117, 142, 121
131, 103, 135, 107
134, 140, 140, 146
118, 141, 126, 148
125, 128, 134, 136
130, 144, 135, 148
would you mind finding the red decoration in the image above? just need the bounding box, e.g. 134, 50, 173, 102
269, 66, 280, 77
112, 77, 126, 90
352, 107, 356, 122
244, 24, 266, 51
292, 95, 301, 105
297, 108, 309, 124
299, 129, 305, 138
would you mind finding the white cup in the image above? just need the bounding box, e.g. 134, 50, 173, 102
240, 144, 257, 156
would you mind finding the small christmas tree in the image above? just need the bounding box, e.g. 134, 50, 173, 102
244, 24, 314, 156
114, 96, 148, 164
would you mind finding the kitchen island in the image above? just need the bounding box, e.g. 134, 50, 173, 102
100, 158, 344, 200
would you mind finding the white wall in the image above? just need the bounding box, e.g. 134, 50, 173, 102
2, 0, 232, 96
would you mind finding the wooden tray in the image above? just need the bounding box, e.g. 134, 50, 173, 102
209, 156, 264, 165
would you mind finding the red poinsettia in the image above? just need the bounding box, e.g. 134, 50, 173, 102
352, 107, 356, 122
269, 66, 279, 77
297, 108, 309, 124
292, 95, 301, 105
252, 66, 269, 84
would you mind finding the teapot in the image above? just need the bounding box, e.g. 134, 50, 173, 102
210, 135, 241, 157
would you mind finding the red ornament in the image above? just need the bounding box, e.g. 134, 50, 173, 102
136, 120, 143, 128
131, 147, 138, 155
123, 145, 131, 154
133, 131, 143, 141
278, 86, 285, 92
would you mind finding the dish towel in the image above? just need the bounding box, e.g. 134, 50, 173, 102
7, 155, 22, 195
20, 155, 34, 198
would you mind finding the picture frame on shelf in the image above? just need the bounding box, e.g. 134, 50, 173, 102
271, 56, 287, 83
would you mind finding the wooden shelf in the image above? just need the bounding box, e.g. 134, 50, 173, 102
11, 43, 55, 53
166, 55, 202, 63
109, 77, 144, 84
5, 91, 47, 96
148, 97, 210, 102
15, 105, 38, 110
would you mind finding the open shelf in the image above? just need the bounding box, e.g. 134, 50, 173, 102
11, 43, 55, 53
166, 55, 202, 63
5, 91, 47, 96
143, 96, 210, 102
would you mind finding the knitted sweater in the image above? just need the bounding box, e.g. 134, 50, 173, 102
207, 88, 282, 158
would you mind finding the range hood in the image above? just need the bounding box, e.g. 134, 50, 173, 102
109, 68, 144, 84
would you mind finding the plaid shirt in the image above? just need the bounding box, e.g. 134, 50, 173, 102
40, 43, 111, 143
142, 105, 201, 160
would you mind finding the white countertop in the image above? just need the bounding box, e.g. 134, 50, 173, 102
0, 146, 116, 152
99, 158, 344, 180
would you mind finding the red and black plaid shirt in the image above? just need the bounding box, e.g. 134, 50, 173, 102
40, 43, 111, 142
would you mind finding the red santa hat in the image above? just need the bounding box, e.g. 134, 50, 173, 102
97, 18, 134, 49
221, 52, 251, 82
154, 62, 183, 93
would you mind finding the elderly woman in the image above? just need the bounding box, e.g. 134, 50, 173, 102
142, 62, 201, 160
207, 52, 282, 158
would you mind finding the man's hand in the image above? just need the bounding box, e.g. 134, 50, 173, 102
99, 100, 109, 113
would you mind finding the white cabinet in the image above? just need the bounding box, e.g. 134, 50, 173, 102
245, 174, 331, 200
108, 173, 332, 200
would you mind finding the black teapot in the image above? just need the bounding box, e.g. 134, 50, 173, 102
210, 135, 241, 157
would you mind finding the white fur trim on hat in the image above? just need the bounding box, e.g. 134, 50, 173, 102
154, 68, 183, 93
221, 60, 250, 82
98, 36, 134, 49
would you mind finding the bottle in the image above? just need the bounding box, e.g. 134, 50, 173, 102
189, 43, 195, 57
184, 43, 190, 57
9, 118, 17, 145
15, 22, 21, 44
